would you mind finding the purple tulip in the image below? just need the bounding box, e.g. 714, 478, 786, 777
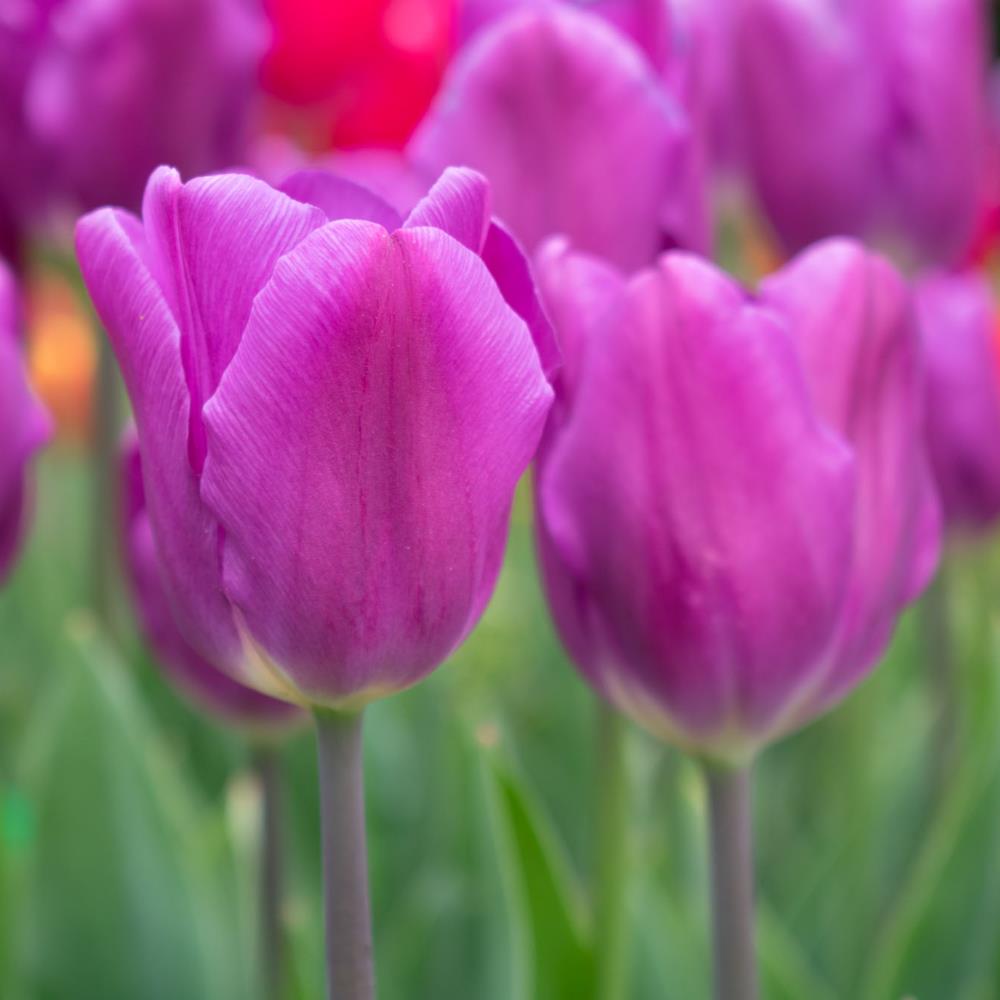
535, 237, 939, 762
0, 264, 52, 582
0, 0, 265, 257
735, 0, 989, 266
410, 2, 707, 271
916, 271, 1000, 532
458, 0, 673, 72
77, 165, 553, 708
121, 430, 302, 730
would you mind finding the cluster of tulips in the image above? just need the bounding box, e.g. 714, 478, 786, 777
2, 0, 1000, 997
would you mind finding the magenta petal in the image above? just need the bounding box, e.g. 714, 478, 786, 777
139, 167, 326, 469
538, 251, 856, 747
404, 167, 492, 252
759, 239, 941, 704
482, 223, 559, 378
881, 0, 987, 264
121, 432, 301, 730
0, 265, 50, 582
75, 205, 239, 668
735, 1, 883, 253
405, 168, 560, 379
325, 149, 433, 216
535, 237, 627, 401
410, 4, 707, 269
201, 221, 553, 707
280, 170, 403, 229
917, 272, 1000, 531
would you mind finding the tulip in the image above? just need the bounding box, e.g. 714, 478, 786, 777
458, 0, 673, 72
77, 164, 553, 998
0, 0, 265, 250
916, 272, 1000, 532
410, 2, 707, 270
0, 264, 52, 583
262, 0, 457, 148
735, 0, 990, 266
535, 236, 939, 999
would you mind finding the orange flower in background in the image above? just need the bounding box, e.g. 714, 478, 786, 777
26, 273, 94, 445
262, 0, 455, 150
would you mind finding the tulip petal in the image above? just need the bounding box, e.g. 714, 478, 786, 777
735, 0, 884, 252
280, 170, 403, 229
410, 4, 707, 269
327, 149, 433, 215
406, 168, 560, 376
539, 252, 855, 744
75, 205, 239, 667
404, 166, 491, 251
139, 166, 326, 469
536, 237, 626, 400
122, 433, 300, 728
917, 273, 1000, 530
759, 239, 940, 704
202, 221, 552, 706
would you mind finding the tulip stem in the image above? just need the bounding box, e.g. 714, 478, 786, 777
254, 747, 285, 1000
920, 563, 957, 801
314, 709, 374, 1000
593, 702, 630, 1000
704, 763, 758, 1000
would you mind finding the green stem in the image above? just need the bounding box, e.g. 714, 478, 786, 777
313, 710, 374, 1000
705, 763, 758, 1000
920, 563, 958, 801
593, 702, 629, 1000
254, 747, 285, 1000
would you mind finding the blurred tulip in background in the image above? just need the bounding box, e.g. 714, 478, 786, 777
917, 271, 1000, 532
0, 0, 266, 262
536, 237, 939, 763
262, 0, 456, 149
735, 0, 990, 266
0, 263, 52, 583
411, 1, 707, 270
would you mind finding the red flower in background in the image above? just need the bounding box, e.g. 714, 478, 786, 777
262, 0, 455, 149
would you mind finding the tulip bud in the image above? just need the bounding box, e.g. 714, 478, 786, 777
410, 2, 707, 270
121, 430, 302, 731
0, 264, 52, 582
735, 0, 989, 266
916, 272, 1000, 532
77, 165, 553, 709
535, 238, 939, 762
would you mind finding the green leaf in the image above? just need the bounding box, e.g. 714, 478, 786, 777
482, 739, 593, 1000
860, 737, 1000, 1000
13, 615, 251, 1000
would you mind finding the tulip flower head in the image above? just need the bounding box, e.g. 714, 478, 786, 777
0, 264, 52, 583
77, 165, 554, 709
0, 0, 265, 256
916, 272, 1000, 533
121, 431, 302, 731
735, 0, 989, 266
410, 1, 707, 270
535, 238, 939, 763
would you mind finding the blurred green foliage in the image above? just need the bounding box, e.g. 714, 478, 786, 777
1, 450, 999, 999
